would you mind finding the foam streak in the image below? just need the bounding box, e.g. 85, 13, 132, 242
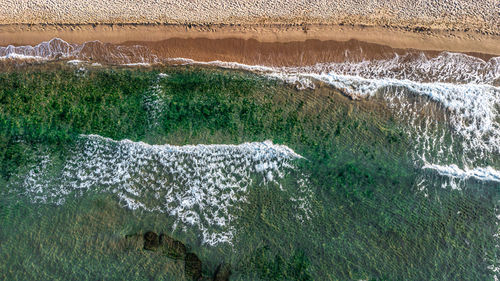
423, 163, 500, 183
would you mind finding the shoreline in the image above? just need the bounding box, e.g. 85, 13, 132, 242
0, 24, 499, 59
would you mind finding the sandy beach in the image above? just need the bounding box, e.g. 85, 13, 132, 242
1, 0, 498, 34
1, 0, 499, 62
1, 24, 499, 65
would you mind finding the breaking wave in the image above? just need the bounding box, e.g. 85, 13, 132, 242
3, 38, 499, 185
173, 58, 500, 177
294, 52, 500, 85
423, 163, 500, 183
17, 134, 312, 245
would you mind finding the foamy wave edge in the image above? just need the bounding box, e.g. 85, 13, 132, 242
423, 163, 500, 183
85, 134, 305, 159
2, 38, 499, 84
0, 38, 158, 64
19, 134, 312, 245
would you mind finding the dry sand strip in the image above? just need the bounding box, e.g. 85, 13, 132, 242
1, 0, 499, 35
1, 24, 499, 57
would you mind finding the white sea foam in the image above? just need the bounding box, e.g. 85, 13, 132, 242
0, 38, 81, 61
0, 53, 44, 60
169, 57, 500, 196
5, 38, 500, 183
0, 38, 158, 64
172, 57, 500, 167
19, 134, 311, 245
168, 52, 499, 85
3, 38, 498, 85
67, 59, 85, 65
2, 38, 498, 85
122, 62, 151, 66
143, 73, 169, 127
291, 52, 500, 85
423, 163, 500, 183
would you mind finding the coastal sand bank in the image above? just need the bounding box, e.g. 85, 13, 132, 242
1, 24, 499, 64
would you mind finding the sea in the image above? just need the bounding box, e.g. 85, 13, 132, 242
0, 38, 499, 280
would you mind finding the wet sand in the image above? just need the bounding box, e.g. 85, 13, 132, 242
1, 0, 498, 66
0, 24, 499, 66
141, 37, 499, 66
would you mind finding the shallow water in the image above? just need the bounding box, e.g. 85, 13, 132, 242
1, 39, 499, 280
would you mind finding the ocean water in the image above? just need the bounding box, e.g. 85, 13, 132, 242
0, 39, 499, 280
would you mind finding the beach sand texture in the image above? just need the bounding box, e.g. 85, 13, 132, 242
1, 0, 499, 34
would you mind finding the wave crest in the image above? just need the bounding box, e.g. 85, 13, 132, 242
17, 135, 312, 245
423, 163, 500, 183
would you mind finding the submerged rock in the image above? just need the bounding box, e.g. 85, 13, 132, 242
123, 233, 144, 250
131, 232, 230, 280
185, 252, 203, 281
213, 262, 231, 281
143, 231, 160, 251
159, 233, 186, 259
